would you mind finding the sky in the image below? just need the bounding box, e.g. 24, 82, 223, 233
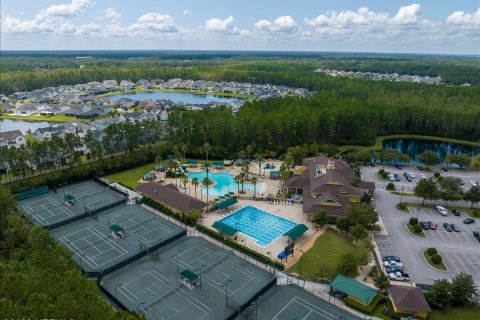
1, 0, 479, 54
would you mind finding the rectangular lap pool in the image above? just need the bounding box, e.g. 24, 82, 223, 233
218, 205, 297, 247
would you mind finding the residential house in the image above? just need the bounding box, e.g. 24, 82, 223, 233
388, 285, 431, 319
14, 104, 40, 116
285, 156, 374, 219
154, 110, 168, 121
120, 80, 136, 91
115, 98, 136, 110
138, 79, 154, 90
63, 122, 93, 138
120, 111, 153, 123
34, 126, 66, 141
136, 182, 209, 214
139, 99, 157, 109
0, 130, 26, 148
91, 117, 122, 131
11, 92, 29, 100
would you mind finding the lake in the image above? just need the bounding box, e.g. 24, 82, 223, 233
0, 118, 56, 134
107, 91, 240, 104
382, 138, 480, 164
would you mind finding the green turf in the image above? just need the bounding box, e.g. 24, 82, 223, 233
428, 305, 480, 320
103, 162, 156, 188
288, 228, 355, 280
339, 134, 480, 153
0, 114, 80, 122
422, 250, 447, 271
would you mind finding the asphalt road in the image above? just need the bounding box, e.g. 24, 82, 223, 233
361, 165, 480, 288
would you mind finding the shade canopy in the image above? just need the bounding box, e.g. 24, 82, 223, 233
283, 224, 308, 241
212, 220, 237, 236
180, 269, 198, 281
216, 197, 238, 210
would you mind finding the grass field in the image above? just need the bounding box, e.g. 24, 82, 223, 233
288, 228, 355, 280
0, 114, 79, 122
103, 162, 156, 188
428, 305, 480, 320
339, 134, 480, 153
405, 203, 479, 218
98, 87, 256, 99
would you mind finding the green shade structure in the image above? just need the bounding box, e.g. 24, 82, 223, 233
283, 224, 308, 242
212, 221, 237, 236
180, 269, 198, 282
228, 192, 235, 195
216, 197, 238, 210
224, 194, 230, 197
219, 196, 225, 199
186, 159, 198, 164
330, 274, 378, 305
214, 198, 220, 202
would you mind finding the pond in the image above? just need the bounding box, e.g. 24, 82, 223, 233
0, 118, 56, 134
107, 91, 241, 105
382, 138, 480, 165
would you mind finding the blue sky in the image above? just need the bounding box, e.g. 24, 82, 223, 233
1, 0, 479, 54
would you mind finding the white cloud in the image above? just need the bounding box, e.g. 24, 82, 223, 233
104, 7, 122, 21
36, 0, 94, 20
130, 13, 178, 33
446, 8, 480, 25
392, 3, 421, 24
254, 16, 297, 32
183, 10, 192, 15
205, 16, 234, 32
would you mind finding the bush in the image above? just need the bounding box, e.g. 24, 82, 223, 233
409, 217, 418, 225
386, 182, 395, 191
437, 176, 444, 182
412, 224, 422, 233
368, 265, 379, 277
472, 210, 480, 218
427, 247, 438, 256
431, 254, 443, 265
344, 295, 385, 314
396, 202, 408, 210
434, 172, 441, 178
378, 169, 385, 175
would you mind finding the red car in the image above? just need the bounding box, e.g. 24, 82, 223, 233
428, 221, 438, 230
441, 167, 448, 172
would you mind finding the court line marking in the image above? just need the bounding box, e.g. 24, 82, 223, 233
273, 296, 338, 320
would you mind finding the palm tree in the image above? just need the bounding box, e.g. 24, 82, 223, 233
181, 176, 189, 194
191, 177, 199, 198
255, 153, 263, 176
234, 174, 241, 196
239, 172, 246, 193
251, 176, 258, 198
202, 177, 212, 202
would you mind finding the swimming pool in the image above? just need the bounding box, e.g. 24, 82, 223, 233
187, 171, 255, 196
218, 205, 297, 247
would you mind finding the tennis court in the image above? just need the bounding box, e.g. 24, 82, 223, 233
51, 203, 185, 274
101, 237, 273, 320
239, 285, 360, 320
19, 180, 126, 228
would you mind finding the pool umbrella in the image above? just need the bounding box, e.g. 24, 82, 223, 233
219, 196, 225, 199
224, 194, 230, 197
214, 198, 220, 202
229, 192, 235, 195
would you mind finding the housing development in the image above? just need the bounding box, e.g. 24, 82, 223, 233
0, 1, 479, 320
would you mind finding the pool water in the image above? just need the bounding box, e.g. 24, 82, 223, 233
187, 171, 254, 196
219, 205, 297, 247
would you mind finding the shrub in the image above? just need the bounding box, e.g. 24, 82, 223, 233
378, 169, 385, 175
412, 224, 422, 233
368, 265, 379, 277
434, 172, 441, 178
427, 247, 438, 256
431, 254, 443, 265
396, 202, 408, 210
344, 295, 385, 314
437, 176, 444, 182
386, 183, 395, 191
409, 217, 418, 226
472, 210, 480, 218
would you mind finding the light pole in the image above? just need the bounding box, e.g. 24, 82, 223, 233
266, 251, 272, 273
79, 252, 86, 271
399, 186, 405, 204
299, 250, 305, 284
252, 296, 262, 320
195, 264, 206, 288
220, 278, 232, 307
115, 283, 123, 300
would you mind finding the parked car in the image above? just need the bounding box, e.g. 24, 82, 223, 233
474, 231, 480, 242
370, 162, 376, 167
420, 174, 427, 179
408, 172, 415, 178
443, 223, 453, 232
452, 209, 461, 217
427, 221, 438, 230
389, 271, 410, 282
441, 167, 448, 172
436, 206, 448, 216
385, 265, 403, 273
384, 260, 404, 268
463, 218, 475, 224
388, 174, 396, 181
419, 222, 430, 230
450, 224, 460, 232
470, 180, 478, 186
395, 164, 403, 170
417, 166, 424, 171
403, 172, 412, 182
394, 174, 400, 181
382, 256, 401, 262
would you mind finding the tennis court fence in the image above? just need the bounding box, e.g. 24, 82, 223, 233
85, 198, 126, 216
93, 177, 129, 198
16, 185, 49, 200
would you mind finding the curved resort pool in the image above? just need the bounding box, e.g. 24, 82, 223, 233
218, 205, 297, 247
187, 171, 255, 196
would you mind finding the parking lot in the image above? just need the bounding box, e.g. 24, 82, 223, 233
362, 165, 480, 288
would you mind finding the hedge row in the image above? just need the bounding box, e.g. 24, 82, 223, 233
344, 295, 385, 315
195, 224, 285, 271
142, 196, 199, 226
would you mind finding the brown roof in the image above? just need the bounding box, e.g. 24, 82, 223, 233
136, 182, 209, 213
389, 285, 431, 312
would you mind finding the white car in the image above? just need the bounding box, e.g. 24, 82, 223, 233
409, 172, 415, 178
384, 260, 404, 268
388, 174, 396, 181
436, 205, 448, 216
470, 180, 478, 186
420, 174, 427, 179
389, 271, 410, 282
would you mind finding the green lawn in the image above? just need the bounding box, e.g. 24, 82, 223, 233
423, 251, 447, 271
339, 134, 480, 153
405, 202, 479, 218
103, 162, 156, 188
288, 228, 355, 280
428, 305, 480, 320
0, 114, 80, 122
